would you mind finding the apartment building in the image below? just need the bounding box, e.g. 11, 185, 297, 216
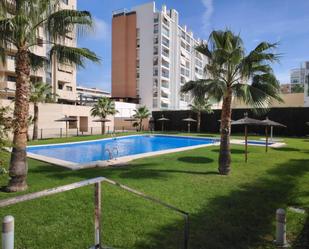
289, 61, 309, 106
77, 85, 111, 105
0, 0, 77, 103
112, 2, 208, 111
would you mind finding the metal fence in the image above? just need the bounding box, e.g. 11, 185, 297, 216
0, 177, 189, 249
27, 126, 139, 140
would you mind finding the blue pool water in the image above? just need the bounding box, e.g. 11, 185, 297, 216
27, 135, 215, 164
246, 141, 274, 145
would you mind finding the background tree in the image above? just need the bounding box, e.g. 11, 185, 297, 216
91, 97, 117, 134
30, 82, 53, 140
0, 0, 100, 192
189, 98, 213, 132
181, 80, 213, 132
0, 107, 12, 170
133, 106, 151, 131
196, 30, 282, 175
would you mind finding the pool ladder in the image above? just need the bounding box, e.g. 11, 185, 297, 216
105, 146, 119, 161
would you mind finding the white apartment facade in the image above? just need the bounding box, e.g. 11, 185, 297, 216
112, 2, 208, 111
290, 61, 309, 107
0, 0, 78, 103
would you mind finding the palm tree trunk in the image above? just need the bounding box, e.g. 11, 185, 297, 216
32, 103, 39, 140
7, 48, 30, 192
197, 111, 201, 133
139, 118, 143, 132
218, 87, 233, 175
101, 122, 105, 135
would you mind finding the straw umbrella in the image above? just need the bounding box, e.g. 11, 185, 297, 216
261, 117, 286, 152
157, 115, 170, 132
55, 116, 78, 137
93, 118, 111, 134
182, 116, 197, 133
231, 113, 264, 162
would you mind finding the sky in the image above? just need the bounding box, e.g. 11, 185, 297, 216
77, 0, 309, 92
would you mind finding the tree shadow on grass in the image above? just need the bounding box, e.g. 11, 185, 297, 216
133, 159, 309, 249
293, 215, 309, 249
211, 148, 246, 154
273, 147, 300, 152
178, 156, 214, 164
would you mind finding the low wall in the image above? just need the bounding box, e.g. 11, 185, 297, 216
0, 99, 115, 139
153, 107, 309, 137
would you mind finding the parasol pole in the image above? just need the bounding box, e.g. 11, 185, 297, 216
265, 125, 269, 152
245, 125, 248, 162
188, 122, 190, 133
161, 122, 164, 132
66, 121, 68, 137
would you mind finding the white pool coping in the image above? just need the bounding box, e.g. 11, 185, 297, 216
24, 134, 285, 170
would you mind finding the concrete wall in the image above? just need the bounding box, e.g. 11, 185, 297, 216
0, 99, 114, 138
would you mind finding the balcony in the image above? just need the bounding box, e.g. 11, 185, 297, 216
161, 68, 169, 79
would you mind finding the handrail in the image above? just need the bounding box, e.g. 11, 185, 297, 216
0, 177, 190, 249
0, 177, 104, 208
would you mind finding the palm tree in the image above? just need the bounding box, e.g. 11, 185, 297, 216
189, 98, 213, 132
133, 106, 151, 131
0, 0, 100, 191
91, 97, 117, 134
181, 80, 213, 132
30, 82, 53, 140
196, 30, 282, 175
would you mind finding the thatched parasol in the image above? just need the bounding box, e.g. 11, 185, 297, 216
55, 116, 77, 137
92, 118, 111, 134
231, 113, 264, 162
157, 115, 170, 132
261, 117, 286, 152
182, 117, 197, 133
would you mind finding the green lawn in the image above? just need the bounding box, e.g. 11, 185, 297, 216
0, 133, 308, 249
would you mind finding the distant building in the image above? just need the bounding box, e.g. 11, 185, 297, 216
76, 85, 110, 105
0, 0, 78, 104
111, 2, 208, 111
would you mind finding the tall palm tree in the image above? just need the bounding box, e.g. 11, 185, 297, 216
196, 30, 282, 175
133, 106, 151, 131
30, 82, 53, 140
0, 0, 100, 191
91, 97, 117, 134
181, 80, 213, 132
189, 98, 213, 132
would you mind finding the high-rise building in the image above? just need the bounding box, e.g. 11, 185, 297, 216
290, 61, 309, 84
111, 2, 208, 110
289, 61, 309, 106
0, 0, 78, 104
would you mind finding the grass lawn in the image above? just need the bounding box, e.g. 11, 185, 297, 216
0, 133, 308, 249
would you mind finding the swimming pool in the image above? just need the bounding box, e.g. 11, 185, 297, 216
27, 135, 217, 168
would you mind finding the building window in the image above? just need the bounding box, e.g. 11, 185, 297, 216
154, 24, 159, 34
162, 36, 169, 47
61, 0, 69, 4
153, 57, 158, 66
66, 86, 73, 91
162, 26, 169, 37
7, 55, 15, 60
153, 36, 158, 45
153, 46, 158, 55
37, 37, 43, 47
162, 47, 169, 58
137, 39, 140, 48
153, 68, 158, 76
7, 75, 16, 82
58, 82, 64, 90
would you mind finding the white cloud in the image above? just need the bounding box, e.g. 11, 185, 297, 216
201, 0, 214, 33
90, 17, 110, 41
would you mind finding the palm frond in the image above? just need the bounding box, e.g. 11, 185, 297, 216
47, 9, 92, 39
50, 45, 100, 68
28, 52, 48, 71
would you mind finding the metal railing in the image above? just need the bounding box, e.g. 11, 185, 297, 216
0, 177, 190, 249
27, 126, 138, 140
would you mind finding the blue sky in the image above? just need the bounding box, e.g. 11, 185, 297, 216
77, 0, 309, 91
